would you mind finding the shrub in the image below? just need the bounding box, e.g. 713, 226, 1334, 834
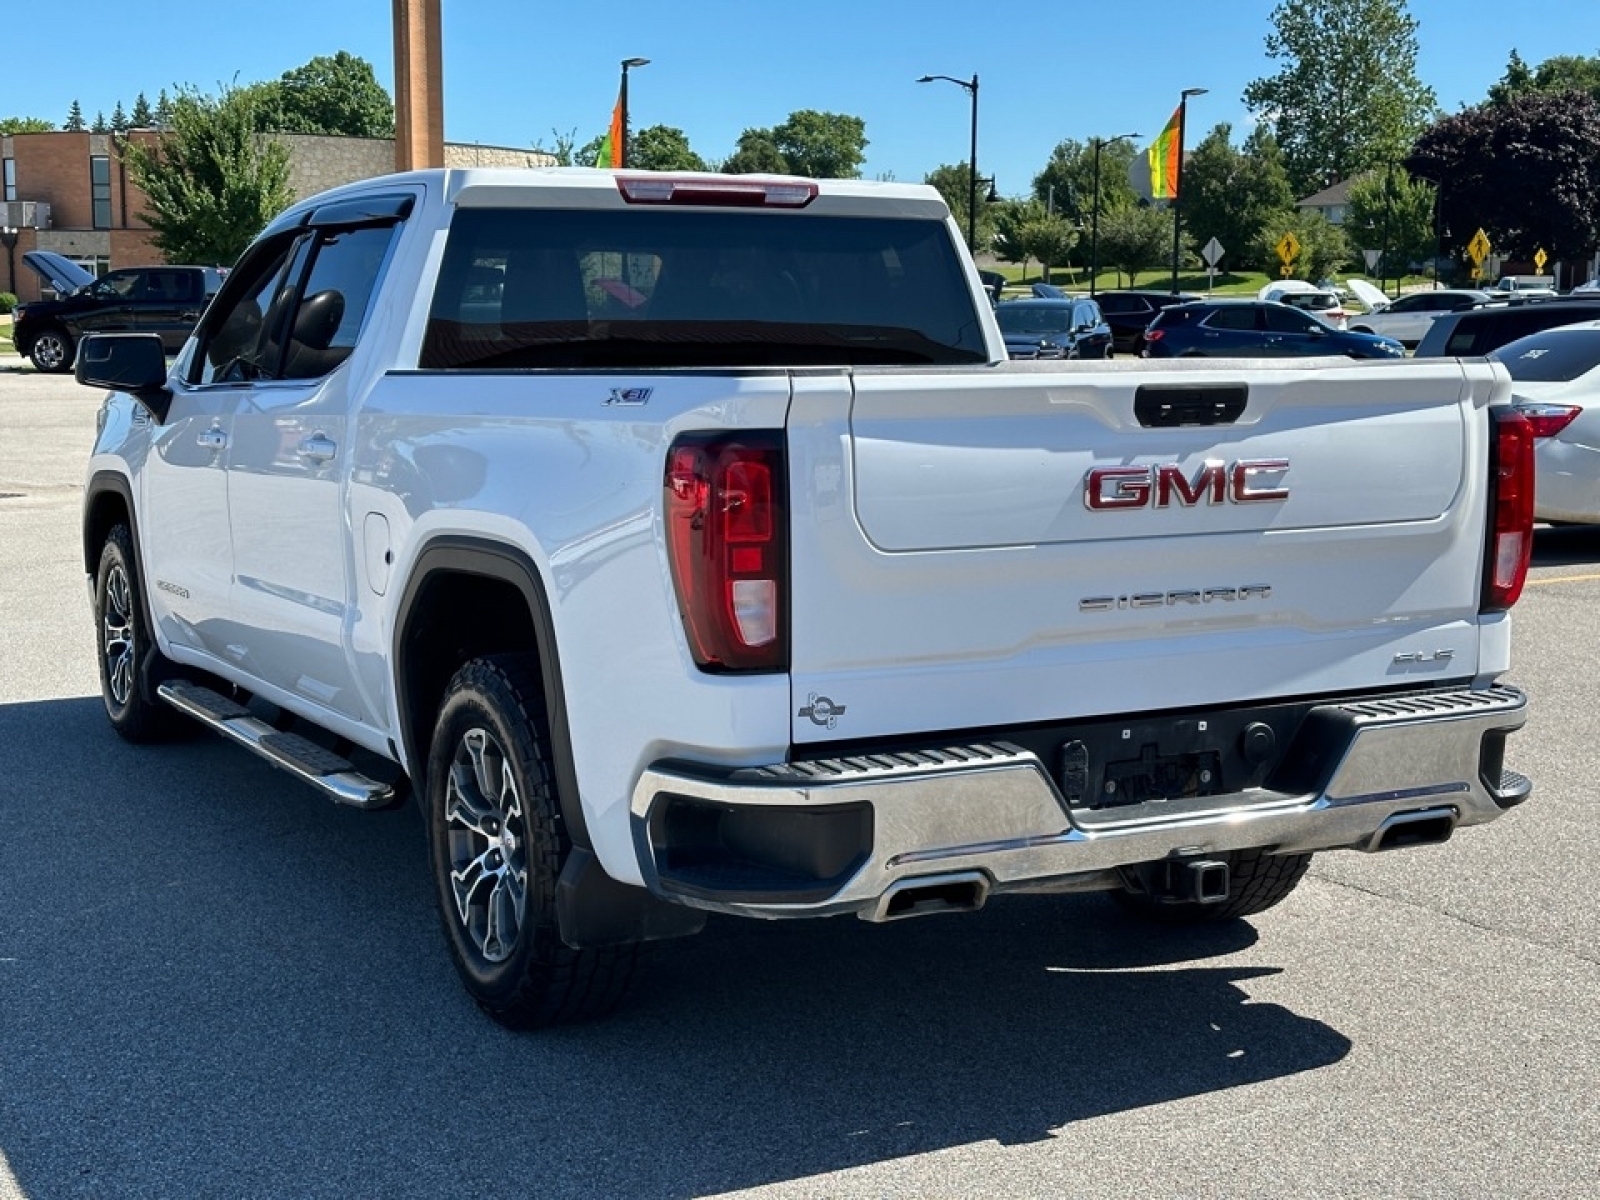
0, 292, 17, 315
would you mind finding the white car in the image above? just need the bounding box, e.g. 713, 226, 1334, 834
1257, 279, 1347, 328
1346, 288, 1493, 349
1492, 320, 1600, 522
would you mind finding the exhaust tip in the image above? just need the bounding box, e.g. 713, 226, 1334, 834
1367, 807, 1458, 852
865, 872, 990, 922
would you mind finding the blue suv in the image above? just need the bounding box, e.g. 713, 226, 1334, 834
1140, 299, 1405, 359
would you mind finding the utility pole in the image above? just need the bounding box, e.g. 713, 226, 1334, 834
393, 0, 444, 172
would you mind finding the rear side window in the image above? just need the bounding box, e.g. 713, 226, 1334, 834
1150, 306, 1200, 328
422, 207, 988, 369
1204, 306, 1259, 331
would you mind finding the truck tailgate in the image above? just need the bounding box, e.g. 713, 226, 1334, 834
785, 359, 1506, 745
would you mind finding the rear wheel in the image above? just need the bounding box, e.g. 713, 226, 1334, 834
29, 327, 75, 373
1112, 848, 1312, 923
427, 655, 645, 1027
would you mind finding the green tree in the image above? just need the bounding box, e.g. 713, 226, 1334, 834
1344, 169, 1436, 288
155, 90, 174, 128
1179, 123, 1296, 272
721, 129, 788, 174
111, 102, 129, 133
1408, 90, 1600, 262
629, 125, 707, 172
256, 51, 394, 137
131, 93, 154, 128
0, 117, 54, 134
769, 110, 867, 179
1019, 213, 1078, 281
1032, 138, 1137, 227
1258, 208, 1350, 281
1243, 0, 1436, 197
65, 100, 85, 132
991, 199, 1039, 275
924, 162, 1000, 250
1098, 205, 1173, 286
534, 127, 580, 166
1489, 51, 1600, 106
124, 86, 294, 266
92, 111, 108, 134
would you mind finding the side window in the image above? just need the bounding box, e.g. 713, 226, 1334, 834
1205, 306, 1258, 331
190, 236, 305, 386
1265, 305, 1319, 334
279, 224, 398, 380
95, 271, 143, 300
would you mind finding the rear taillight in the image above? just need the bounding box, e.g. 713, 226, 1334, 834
1144, 328, 1164, 342
665, 434, 788, 672
1516, 402, 1582, 438
1483, 408, 1535, 613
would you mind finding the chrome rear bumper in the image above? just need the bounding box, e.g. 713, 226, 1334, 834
629, 686, 1529, 920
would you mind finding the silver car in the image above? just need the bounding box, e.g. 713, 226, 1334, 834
1492, 320, 1600, 523
1347, 288, 1492, 349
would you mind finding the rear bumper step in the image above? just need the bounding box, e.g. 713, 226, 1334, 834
630, 685, 1529, 919
158, 681, 395, 809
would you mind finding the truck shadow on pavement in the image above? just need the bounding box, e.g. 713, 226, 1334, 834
0, 696, 1352, 1200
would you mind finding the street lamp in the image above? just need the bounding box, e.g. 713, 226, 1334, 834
0, 226, 18, 302
917, 73, 980, 252
1089, 133, 1139, 297
1170, 87, 1207, 293
619, 57, 650, 169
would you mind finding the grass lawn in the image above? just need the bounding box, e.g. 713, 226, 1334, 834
989, 262, 1438, 302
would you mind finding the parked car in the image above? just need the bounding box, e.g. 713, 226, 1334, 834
1140, 300, 1405, 359
1258, 280, 1348, 328
1489, 321, 1600, 523
1413, 297, 1600, 358
1092, 289, 1201, 354
994, 296, 1113, 359
1346, 288, 1493, 348
11, 252, 225, 373
1494, 275, 1558, 298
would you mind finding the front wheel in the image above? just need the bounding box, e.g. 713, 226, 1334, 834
1112, 848, 1312, 923
29, 327, 75, 373
427, 655, 645, 1027
94, 524, 187, 741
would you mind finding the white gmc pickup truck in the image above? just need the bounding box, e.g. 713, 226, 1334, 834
76, 169, 1533, 1028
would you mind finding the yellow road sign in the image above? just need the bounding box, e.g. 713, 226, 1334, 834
1280, 264, 1293, 277
1470, 266, 1483, 281
1467, 228, 1491, 265
1534, 248, 1548, 272
1275, 232, 1301, 264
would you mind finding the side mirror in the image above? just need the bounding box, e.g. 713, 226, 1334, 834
75, 333, 172, 422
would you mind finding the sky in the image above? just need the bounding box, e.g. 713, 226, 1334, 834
8, 0, 1600, 198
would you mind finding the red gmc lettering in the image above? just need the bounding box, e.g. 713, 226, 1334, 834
1231, 459, 1291, 503
1157, 460, 1227, 507
1085, 459, 1290, 510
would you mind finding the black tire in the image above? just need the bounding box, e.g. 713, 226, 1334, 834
1112, 848, 1312, 923
94, 523, 187, 742
28, 326, 75, 373
426, 655, 645, 1028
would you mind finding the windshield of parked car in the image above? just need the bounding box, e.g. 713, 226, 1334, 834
1490, 328, 1600, 382
995, 304, 1071, 335
422, 207, 989, 368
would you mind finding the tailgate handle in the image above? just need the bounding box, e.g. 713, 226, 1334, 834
1134, 384, 1248, 428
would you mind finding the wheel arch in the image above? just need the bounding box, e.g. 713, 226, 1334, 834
83, 471, 139, 576
392, 536, 590, 852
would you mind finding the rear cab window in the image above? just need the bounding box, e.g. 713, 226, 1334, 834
421, 205, 988, 369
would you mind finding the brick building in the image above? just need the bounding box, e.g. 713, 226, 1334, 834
1, 129, 555, 302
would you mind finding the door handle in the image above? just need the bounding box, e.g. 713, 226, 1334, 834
196, 427, 228, 452
298, 433, 337, 464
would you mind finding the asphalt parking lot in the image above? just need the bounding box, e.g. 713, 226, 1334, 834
1, 366, 1598, 1199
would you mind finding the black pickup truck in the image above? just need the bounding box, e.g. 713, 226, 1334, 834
11, 251, 224, 372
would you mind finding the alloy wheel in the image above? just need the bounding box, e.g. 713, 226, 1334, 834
444, 727, 529, 963
102, 563, 135, 708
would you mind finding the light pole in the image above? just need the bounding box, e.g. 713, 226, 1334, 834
917, 73, 979, 252
1170, 87, 1206, 293
619, 57, 649, 168
1089, 133, 1139, 297
0, 226, 17, 302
